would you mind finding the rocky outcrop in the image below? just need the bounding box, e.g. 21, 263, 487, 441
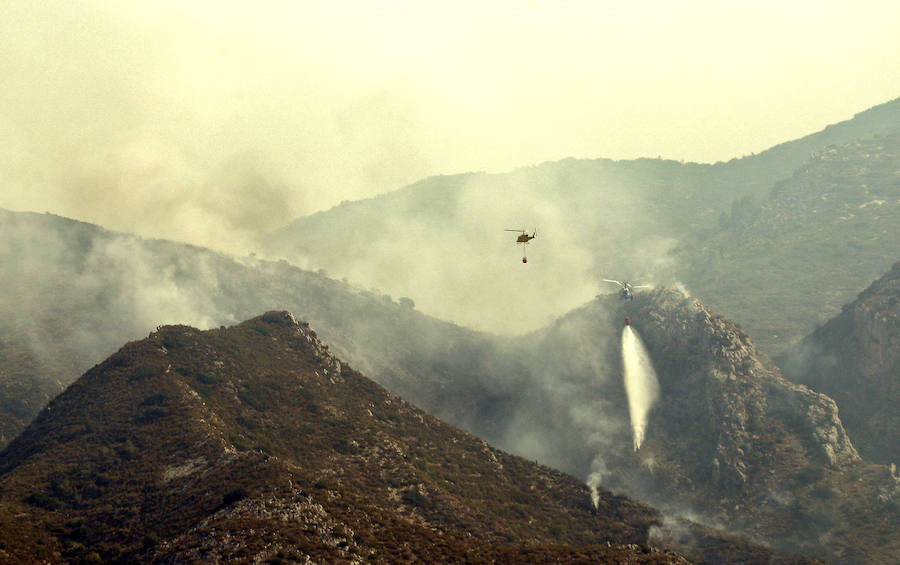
783, 261, 900, 465
597, 287, 896, 564
619, 289, 857, 494
763, 379, 860, 467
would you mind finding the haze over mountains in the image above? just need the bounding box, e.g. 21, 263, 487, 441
266, 98, 900, 355
2, 311, 841, 564
1, 98, 899, 563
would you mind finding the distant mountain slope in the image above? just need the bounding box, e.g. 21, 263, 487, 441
707, 97, 900, 196
782, 261, 900, 465
262, 99, 900, 346
0, 210, 880, 562
0, 210, 109, 444
0, 208, 485, 448
684, 130, 900, 355
265, 158, 719, 333
0, 311, 785, 564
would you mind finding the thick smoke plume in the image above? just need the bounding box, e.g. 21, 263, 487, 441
621, 326, 659, 450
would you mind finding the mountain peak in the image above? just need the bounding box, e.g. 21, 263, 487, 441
0, 312, 688, 563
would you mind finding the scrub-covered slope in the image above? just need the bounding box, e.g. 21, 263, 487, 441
0, 311, 690, 563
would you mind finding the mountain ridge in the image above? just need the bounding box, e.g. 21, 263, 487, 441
261, 98, 900, 344
1, 207, 895, 562
1, 310, 816, 564
782, 260, 900, 465
362, 285, 898, 564
684, 129, 900, 355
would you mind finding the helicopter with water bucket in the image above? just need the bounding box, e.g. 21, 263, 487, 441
603, 279, 648, 300
504, 229, 536, 263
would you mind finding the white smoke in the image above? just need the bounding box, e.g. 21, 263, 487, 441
622, 326, 660, 450
587, 455, 609, 510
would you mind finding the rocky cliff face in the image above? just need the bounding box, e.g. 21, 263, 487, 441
783, 260, 900, 465
605, 288, 896, 564
336, 285, 896, 564
627, 289, 859, 488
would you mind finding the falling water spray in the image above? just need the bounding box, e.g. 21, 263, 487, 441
622, 325, 660, 450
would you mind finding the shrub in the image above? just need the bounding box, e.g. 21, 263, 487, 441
135, 406, 168, 425
24, 492, 61, 510
133, 360, 167, 380
222, 487, 248, 507
793, 464, 825, 486
161, 331, 188, 349
140, 393, 167, 406
50, 477, 74, 499
401, 488, 429, 509
116, 440, 139, 460
195, 371, 218, 384
261, 311, 295, 326
333, 439, 359, 455
142, 532, 160, 549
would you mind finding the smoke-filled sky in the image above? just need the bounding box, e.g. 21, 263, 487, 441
2, 0, 899, 251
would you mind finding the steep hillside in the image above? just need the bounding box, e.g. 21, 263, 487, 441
604, 290, 897, 565
707, 97, 900, 196
0, 208, 483, 449
362, 288, 898, 564
262, 99, 900, 339
0, 311, 782, 564
782, 261, 900, 465
683, 130, 900, 356
265, 158, 720, 334
1, 209, 894, 562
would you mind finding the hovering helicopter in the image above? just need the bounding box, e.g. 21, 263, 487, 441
505, 229, 536, 263
602, 279, 648, 300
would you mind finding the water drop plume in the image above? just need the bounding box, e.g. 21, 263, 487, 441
622, 325, 660, 450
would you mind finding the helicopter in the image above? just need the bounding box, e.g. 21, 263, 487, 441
602, 279, 648, 300
505, 229, 536, 263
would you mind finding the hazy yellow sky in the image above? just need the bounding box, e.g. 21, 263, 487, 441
2, 0, 899, 250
